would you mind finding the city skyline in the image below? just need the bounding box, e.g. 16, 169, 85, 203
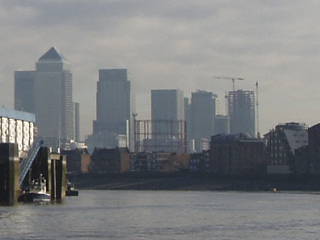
1, 1, 320, 139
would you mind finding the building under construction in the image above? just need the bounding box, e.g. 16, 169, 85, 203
228, 90, 255, 137
133, 119, 187, 153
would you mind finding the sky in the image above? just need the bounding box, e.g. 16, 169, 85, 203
1, 0, 320, 140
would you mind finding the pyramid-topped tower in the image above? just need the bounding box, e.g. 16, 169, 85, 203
36, 47, 70, 72
38, 47, 68, 61
15, 47, 75, 150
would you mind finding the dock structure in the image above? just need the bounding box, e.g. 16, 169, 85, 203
0, 143, 20, 206
0, 144, 67, 206
0, 107, 66, 205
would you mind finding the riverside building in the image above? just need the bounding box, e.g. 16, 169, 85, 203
0, 106, 35, 158
265, 122, 308, 174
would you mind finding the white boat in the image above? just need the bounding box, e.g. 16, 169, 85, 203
18, 174, 51, 202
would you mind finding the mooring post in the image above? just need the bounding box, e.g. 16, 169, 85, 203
0, 143, 19, 206
50, 152, 66, 201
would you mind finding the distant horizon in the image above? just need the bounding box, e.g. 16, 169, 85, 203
1, 1, 319, 140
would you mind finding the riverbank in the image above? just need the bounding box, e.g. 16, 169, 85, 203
70, 173, 320, 192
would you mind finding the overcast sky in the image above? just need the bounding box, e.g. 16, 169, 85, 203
1, 0, 320, 140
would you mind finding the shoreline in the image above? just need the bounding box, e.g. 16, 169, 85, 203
71, 173, 320, 192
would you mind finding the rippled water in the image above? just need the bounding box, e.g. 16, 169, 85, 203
1, 190, 320, 239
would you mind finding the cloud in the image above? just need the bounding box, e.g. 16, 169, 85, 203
1, 0, 320, 139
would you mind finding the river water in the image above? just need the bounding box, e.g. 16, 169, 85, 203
1, 190, 320, 239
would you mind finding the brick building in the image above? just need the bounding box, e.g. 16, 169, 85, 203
264, 122, 308, 174
210, 133, 265, 176
62, 148, 91, 174
91, 147, 130, 174
130, 152, 189, 172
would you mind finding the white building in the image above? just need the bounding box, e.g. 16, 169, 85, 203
0, 106, 35, 158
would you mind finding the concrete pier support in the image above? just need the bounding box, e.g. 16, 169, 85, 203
34, 147, 66, 201
0, 143, 20, 206
0, 143, 66, 205
49, 152, 66, 200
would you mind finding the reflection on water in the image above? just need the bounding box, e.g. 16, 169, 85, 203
0, 190, 320, 239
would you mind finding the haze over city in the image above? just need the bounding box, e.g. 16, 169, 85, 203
1, 1, 320, 139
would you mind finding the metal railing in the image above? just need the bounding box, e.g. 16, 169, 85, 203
19, 140, 43, 186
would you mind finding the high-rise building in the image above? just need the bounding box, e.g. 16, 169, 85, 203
151, 89, 185, 121
228, 90, 255, 137
86, 69, 131, 153
14, 47, 75, 149
214, 115, 230, 135
14, 71, 35, 113
93, 69, 131, 135
189, 90, 217, 152
149, 89, 186, 153
190, 90, 216, 139
74, 102, 80, 142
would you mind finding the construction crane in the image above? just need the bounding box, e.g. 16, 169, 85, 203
213, 76, 244, 91
255, 81, 260, 138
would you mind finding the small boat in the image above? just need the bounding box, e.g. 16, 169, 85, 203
66, 181, 79, 196
18, 174, 51, 202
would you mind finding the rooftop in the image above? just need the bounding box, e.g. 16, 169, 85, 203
38, 47, 68, 61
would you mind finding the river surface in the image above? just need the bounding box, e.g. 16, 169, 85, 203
1, 190, 320, 239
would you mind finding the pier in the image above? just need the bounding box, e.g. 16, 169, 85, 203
0, 107, 66, 206
0, 142, 66, 205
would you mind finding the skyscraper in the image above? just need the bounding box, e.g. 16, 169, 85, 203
14, 71, 35, 113
74, 102, 80, 142
93, 69, 131, 135
214, 115, 230, 135
150, 89, 186, 153
190, 90, 216, 139
228, 90, 255, 137
86, 69, 131, 152
151, 89, 185, 121
14, 47, 75, 149
189, 90, 217, 152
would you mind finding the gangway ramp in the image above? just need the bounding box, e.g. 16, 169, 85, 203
19, 140, 43, 186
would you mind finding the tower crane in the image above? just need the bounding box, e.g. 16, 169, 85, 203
213, 76, 244, 91
255, 81, 260, 138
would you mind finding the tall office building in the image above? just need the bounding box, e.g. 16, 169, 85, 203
150, 89, 186, 153
86, 69, 131, 152
190, 90, 216, 139
14, 47, 75, 149
151, 89, 185, 121
214, 115, 230, 135
189, 90, 217, 152
228, 90, 255, 137
74, 102, 80, 142
14, 71, 35, 113
93, 69, 131, 135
